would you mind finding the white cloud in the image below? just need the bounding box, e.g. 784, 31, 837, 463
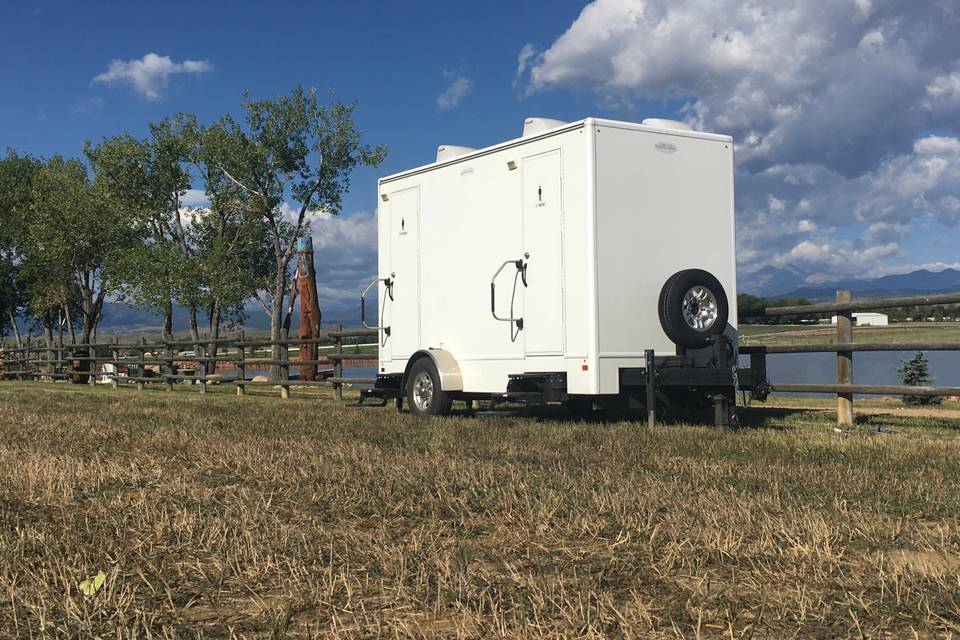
860, 222, 908, 245
927, 67, 960, 111
93, 53, 212, 100
436, 71, 473, 110
514, 43, 538, 88
520, 0, 960, 278
308, 211, 378, 306
180, 189, 210, 208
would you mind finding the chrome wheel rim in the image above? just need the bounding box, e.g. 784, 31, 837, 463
682, 286, 718, 331
412, 371, 434, 411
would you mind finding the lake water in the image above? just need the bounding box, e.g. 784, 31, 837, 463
739, 351, 960, 397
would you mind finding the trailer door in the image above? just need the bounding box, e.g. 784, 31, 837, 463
385, 186, 420, 361
522, 150, 565, 355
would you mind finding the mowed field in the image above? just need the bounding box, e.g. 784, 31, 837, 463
2, 384, 960, 638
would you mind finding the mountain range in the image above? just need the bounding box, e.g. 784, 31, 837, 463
740, 266, 960, 301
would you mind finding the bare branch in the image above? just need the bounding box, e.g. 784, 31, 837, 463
251, 290, 271, 317
216, 163, 266, 202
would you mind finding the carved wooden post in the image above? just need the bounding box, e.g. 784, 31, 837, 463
836, 290, 853, 426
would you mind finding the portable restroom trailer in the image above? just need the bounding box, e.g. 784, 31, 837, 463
360, 117, 768, 423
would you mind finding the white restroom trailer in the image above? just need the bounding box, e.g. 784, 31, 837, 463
360, 117, 768, 422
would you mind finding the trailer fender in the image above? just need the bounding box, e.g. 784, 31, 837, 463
403, 349, 464, 392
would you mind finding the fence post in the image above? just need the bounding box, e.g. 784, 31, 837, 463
111, 337, 119, 389
236, 330, 246, 396
335, 324, 343, 401
136, 337, 146, 392
279, 340, 290, 399
57, 336, 64, 381
836, 289, 854, 426
89, 341, 98, 385
163, 339, 174, 392
197, 338, 207, 395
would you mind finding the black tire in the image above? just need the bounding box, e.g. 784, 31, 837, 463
406, 358, 453, 416
658, 269, 729, 349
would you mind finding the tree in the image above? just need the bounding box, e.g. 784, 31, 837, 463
210, 87, 385, 376
19, 156, 140, 345
185, 120, 274, 356
85, 120, 194, 342
897, 351, 941, 406
0, 150, 42, 345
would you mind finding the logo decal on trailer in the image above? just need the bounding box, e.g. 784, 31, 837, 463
399, 217, 408, 236
655, 141, 678, 154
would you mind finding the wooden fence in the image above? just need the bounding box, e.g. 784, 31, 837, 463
741, 290, 960, 425
0, 326, 379, 400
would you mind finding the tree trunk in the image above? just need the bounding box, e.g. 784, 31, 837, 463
208, 300, 221, 361
187, 304, 204, 383
269, 274, 285, 380
6, 308, 22, 348
43, 318, 54, 377
162, 300, 173, 342
63, 304, 77, 345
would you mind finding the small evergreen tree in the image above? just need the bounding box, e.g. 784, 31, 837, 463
897, 351, 941, 406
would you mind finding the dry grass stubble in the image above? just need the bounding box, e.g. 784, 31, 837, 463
1, 383, 959, 637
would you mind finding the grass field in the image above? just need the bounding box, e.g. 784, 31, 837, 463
2, 383, 960, 637
739, 321, 960, 346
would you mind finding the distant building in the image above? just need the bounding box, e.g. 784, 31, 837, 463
830, 312, 889, 327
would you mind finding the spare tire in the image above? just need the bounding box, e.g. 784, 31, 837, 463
658, 269, 729, 349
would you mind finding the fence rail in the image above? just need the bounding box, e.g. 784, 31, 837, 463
0, 326, 379, 399
742, 289, 960, 425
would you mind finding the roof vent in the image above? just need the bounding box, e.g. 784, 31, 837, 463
436, 145, 476, 162
641, 118, 694, 132
523, 117, 568, 137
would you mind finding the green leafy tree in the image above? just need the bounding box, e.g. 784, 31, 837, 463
85, 119, 195, 342
185, 120, 274, 356
897, 351, 941, 406
0, 150, 43, 345
19, 157, 140, 345
209, 87, 386, 376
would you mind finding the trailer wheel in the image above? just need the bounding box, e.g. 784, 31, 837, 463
658, 269, 729, 349
406, 358, 453, 416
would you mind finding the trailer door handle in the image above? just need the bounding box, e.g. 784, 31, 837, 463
360, 275, 394, 336
490, 257, 527, 330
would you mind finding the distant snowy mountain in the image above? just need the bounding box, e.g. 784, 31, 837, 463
740, 267, 960, 301
739, 264, 809, 297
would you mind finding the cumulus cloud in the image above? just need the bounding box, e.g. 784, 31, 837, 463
520, 0, 960, 280
278, 209, 378, 308
927, 67, 960, 112
514, 43, 538, 88
436, 70, 473, 110
93, 53, 212, 100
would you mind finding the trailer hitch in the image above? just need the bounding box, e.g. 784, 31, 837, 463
490, 254, 528, 330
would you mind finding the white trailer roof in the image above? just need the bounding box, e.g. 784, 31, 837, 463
379, 117, 733, 185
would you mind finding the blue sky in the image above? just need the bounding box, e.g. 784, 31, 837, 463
2, 0, 959, 307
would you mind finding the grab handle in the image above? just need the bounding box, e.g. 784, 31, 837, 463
361, 274, 394, 336
490, 255, 528, 330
